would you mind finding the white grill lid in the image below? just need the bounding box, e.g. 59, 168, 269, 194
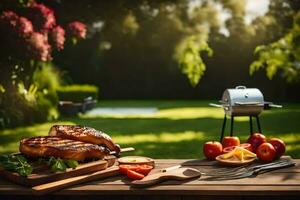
222, 86, 264, 106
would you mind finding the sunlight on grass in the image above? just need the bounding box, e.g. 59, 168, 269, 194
1, 121, 75, 136
114, 131, 204, 144
82, 107, 250, 121
0, 100, 300, 158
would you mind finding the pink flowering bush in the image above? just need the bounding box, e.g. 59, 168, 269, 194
0, 2, 87, 61
0, 1, 87, 127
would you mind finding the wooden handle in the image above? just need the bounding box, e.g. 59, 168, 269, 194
131, 168, 201, 188
110, 147, 135, 155
32, 166, 120, 195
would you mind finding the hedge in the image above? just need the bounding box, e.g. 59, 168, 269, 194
57, 84, 99, 102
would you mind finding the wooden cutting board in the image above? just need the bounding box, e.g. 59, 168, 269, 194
0, 155, 116, 186
32, 165, 120, 195
131, 167, 201, 187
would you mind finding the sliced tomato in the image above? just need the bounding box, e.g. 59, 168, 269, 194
222, 146, 237, 153
119, 165, 131, 175
136, 164, 153, 175
240, 143, 253, 152
119, 165, 139, 175
127, 169, 145, 180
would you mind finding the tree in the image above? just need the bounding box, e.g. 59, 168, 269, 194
250, 12, 300, 82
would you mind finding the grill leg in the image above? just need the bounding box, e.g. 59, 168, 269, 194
230, 116, 234, 136
256, 116, 262, 133
249, 116, 253, 135
220, 115, 227, 142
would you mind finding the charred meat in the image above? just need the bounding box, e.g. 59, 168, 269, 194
49, 125, 120, 155
19, 136, 110, 161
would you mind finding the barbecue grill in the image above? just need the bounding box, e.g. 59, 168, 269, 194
210, 86, 282, 142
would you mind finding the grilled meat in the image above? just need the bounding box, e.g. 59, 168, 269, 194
49, 125, 120, 155
19, 136, 110, 161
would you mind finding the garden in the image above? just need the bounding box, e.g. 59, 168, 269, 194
1, 0, 300, 198
0, 0, 299, 159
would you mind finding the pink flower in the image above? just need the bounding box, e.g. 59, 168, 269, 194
0, 11, 18, 31
27, 3, 56, 32
50, 25, 65, 50
67, 21, 87, 39
0, 11, 18, 23
16, 17, 33, 37
26, 32, 51, 61
0, 11, 33, 37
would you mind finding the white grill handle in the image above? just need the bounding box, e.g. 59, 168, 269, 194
235, 85, 247, 89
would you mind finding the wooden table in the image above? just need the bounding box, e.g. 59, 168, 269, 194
0, 159, 299, 200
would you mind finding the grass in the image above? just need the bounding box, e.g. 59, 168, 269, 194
1, 100, 300, 159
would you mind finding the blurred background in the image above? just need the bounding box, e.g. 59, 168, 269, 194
0, 0, 299, 158
36, 0, 300, 100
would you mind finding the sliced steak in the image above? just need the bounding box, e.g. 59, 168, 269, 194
19, 136, 109, 161
49, 125, 120, 155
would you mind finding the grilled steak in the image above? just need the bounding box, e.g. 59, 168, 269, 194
19, 136, 110, 161
49, 125, 120, 155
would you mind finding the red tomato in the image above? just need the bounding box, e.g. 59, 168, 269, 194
222, 136, 240, 148
240, 143, 253, 152
127, 169, 145, 180
136, 164, 153, 175
247, 133, 267, 153
256, 143, 276, 162
203, 141, 223, 160
269, 138, 286, 158
119, 165, 139, 175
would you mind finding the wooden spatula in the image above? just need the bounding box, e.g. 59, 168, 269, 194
131, 167, 201, 187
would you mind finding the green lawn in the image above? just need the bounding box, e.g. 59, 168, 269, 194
1, 100, 300, 159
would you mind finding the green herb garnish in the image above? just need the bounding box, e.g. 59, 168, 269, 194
0, 154, 33, 176
40, 157, 79, 172
64, 159, 79, 169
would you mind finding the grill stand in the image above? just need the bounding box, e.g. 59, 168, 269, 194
220, 115, 262, 142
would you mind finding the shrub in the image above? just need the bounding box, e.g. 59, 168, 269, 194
0, 63, 61, 128
57, 84, 99, 102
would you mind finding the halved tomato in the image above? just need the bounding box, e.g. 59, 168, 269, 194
136, 164, 153, 175
127, 169, 145, 180
119, 165, 139, 175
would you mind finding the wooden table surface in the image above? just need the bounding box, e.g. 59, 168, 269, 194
0, 159, 300, 200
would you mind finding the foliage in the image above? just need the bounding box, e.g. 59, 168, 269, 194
250, 12, 300, 82
0, 63, 61, 127
0, 154, 33, 176
175, 35, 213, 86
51, 0, 298, 97
57, 84, 99, 102
39, 157, 79, 172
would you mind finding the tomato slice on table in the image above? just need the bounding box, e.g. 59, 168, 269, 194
127, 169, 145, 180
136, 164, 153, 175
119, 165, 139, 175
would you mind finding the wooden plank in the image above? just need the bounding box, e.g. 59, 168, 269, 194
32, 166, 120, 195
0, 158, 299, 196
